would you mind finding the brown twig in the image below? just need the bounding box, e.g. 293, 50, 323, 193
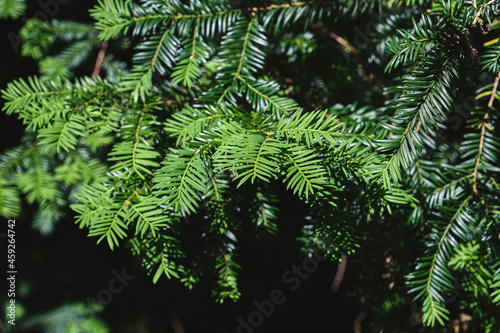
168, 311, 185, 333
487, 72, 500, 109
472, 0, 500, 25
92, 41, 109, 78
325, 30, 359, 56
310, 23, 383, 86
353, 309, 368, 333
331, 254, 347, 292
471, 71, 499, 194
170, 1, 315, 20
310, 23, 362, 69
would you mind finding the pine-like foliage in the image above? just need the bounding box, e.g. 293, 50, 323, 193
0, 0, 26, 19
1, 0, 500, 330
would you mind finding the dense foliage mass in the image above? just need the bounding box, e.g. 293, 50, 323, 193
1, 0, 499, 330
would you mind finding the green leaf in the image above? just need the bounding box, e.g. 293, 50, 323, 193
153, 147, 209, 215
214, 133, 283, 186
126, 198, 169, 238
108, 140, 160, 179
0, 179, 21, 217
276, 109, 343, 147
0, 0, 26, 19
38, 114, 86, 153
170, 24, 210, 88
283, 143, 329, 200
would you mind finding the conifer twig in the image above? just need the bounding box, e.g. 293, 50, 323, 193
92, 42, 108, 78
471, 71, 498, 194
331, 254, 347, 292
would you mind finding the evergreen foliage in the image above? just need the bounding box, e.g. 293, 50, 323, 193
0, 0, 25, 19
1, 0, 500, 330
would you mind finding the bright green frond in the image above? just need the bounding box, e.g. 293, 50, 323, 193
214, 133, 283, 186
282, 143, 330, 201
153, 147, 209, 215
0, 0, 26, 19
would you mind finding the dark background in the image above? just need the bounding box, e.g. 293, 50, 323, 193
0, 2, 363, 332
